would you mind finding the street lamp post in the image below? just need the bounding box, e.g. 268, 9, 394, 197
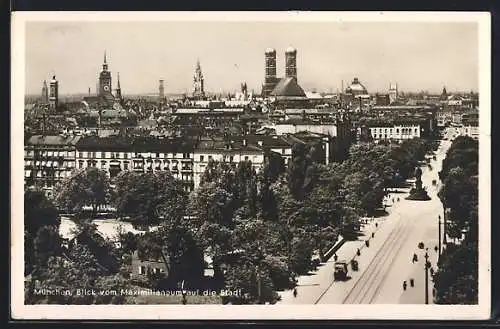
438, 215, 442, 262
256, 265, 262, 304
442, 206, 447, 246
424, 250, 430, 304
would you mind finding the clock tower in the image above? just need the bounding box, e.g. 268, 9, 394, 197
99, 51, 113, 97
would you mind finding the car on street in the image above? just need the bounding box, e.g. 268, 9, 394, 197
334, 260, 349, 281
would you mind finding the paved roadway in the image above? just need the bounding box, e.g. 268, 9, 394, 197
279, 128, 456, 304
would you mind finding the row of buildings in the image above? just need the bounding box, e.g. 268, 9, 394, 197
24, 123, 353, 195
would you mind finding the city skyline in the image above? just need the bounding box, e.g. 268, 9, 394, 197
25, 21, 479, 96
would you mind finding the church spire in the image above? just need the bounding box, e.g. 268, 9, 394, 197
193, 59, 205, 99
103, 50, 108, 71
195, 59, 204, 78
41, 80, 48, 104
115, 72, 122, 101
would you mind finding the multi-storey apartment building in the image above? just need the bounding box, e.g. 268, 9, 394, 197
192, 137, 265, 188
74, 136, 196, 191
24, 135, 81, 195
366, 122, 422, 141
460, 114, 479, 140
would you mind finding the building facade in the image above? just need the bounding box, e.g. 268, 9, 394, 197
261, 48, 279, 97
74, 136, 195, 192
367, 123, 421, 141
192, 138, 265, 188
389, 83, 398, 104
460, 123, 479, 140
24, 135, 81, 195
99, 52, 113, 101
49, 75, 59, 112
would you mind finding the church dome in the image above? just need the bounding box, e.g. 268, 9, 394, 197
285, 46, 296, 54
265, 48, 276, 54
346, 77, 367, 94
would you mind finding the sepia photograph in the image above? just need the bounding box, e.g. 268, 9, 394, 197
11, 11, 491, 320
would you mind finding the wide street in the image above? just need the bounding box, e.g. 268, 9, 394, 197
278, 128, 456, 304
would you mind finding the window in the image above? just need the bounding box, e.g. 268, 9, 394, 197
156, 153, 160, 158
124, 162, 129, 170
244, 156, 249, 161
229, 156, 234, 163
396, 128, 399, 134
208, 155, 213, 161
124, 153, 128, 159
79, 160, 84, 168
200, 155, 204, 162
79, 152, 84, 158
138, 266, 146, 275
110, 152, 115, 159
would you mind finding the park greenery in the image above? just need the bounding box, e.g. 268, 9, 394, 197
25, 137, 439, 304
434, 136, 478, 304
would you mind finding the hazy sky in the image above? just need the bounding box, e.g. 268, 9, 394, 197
25, 21, 479, 95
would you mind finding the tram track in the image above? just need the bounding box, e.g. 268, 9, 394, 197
341, 212, 412, 304
314, 211, 407, 304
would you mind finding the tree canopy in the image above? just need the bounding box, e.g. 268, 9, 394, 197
53, 167, 111, 215
24, 189, 60, 275
113, 170, 188, 227
434, 136, 478, 304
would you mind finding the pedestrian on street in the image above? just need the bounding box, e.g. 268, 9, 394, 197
410, 278, 415, 287
334, 254, 338, 262
357, 248, 361, 256
434, 245, 438, 252
403, 281, 407, 291
293, 288, 297, 298
375, 223, 378, 228
397, 197, 400, 202
371, 232, 375, 238
412, 253, 418, 263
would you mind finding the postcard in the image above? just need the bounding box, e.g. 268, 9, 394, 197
11, 11, 491, 320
